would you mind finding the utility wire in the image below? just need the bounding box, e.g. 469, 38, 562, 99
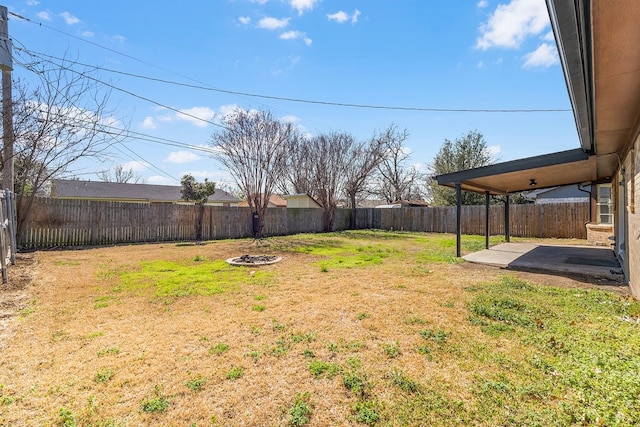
10, 12, 572, 114
14, 48, 227, 129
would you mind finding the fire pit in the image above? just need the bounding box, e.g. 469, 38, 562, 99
225, 254, 282, 266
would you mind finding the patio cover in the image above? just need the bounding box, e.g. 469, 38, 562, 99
433, 148, 598, 257
434, 148, 597, 195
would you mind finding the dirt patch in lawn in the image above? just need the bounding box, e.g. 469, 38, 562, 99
0, 234, 631, 426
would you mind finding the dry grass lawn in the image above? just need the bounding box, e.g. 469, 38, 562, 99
0, 231, 636, 426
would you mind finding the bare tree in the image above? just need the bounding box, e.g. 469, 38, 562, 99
97, 164, 143, 183
302, 132, 349, 232
343, 136, 386, 228
3, 55, 123, 239
289, 131, 382, 231
277, 133, 313, 196
210, 109, 296, 238
373, 125, 426, 203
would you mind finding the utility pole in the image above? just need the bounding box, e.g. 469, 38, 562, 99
0, 5, 12, 192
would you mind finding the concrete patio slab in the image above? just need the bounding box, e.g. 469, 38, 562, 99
463, 243, 626, 285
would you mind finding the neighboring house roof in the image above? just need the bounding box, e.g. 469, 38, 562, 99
395, 200, 430, 207
238, 194, 288, 208
525, 185, 590, 200
525, 185, 591, 204
50, 179, 241, 204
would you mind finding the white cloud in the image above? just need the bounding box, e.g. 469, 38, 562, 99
218, 104, 241, 119
487, 145, 501, 157
239, 16, 251, 25
166, 151, 201, 164
82, 30, 94, 37
100, 115, 121, 128
522, 43, 559, 68
280, 115, 301, 124
352, 9, 361, 24
327, 9, 360, 24
543, 30, 555, 41
477, 0, 489, 8
258, 17, 290, 30
476, 0, 549, 50
60, 11, 81, 25
26, 0, 40, 5
289, 0, 320, 16
181, 170, 232, 182
113, 35, 126, 44
280, 31, 312, 45
141, 116, 157, 130
147, 175, 175, 185
36, 11, 51, 21
176, 106, 216, 127
250, 0, 268, 4
122, 160, 150, 172
327, 11, 348, 23
280, 30, 300, 40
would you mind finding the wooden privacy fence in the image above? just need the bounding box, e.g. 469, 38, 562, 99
355, 202, 590, 239
0, 190, 17, 283
19, 198, 590, 249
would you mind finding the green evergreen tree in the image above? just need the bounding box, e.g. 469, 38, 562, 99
429, 130, 494, 206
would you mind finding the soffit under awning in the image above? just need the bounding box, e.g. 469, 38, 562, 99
434, 149, 601, 195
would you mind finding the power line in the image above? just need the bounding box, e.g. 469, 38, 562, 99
10, 13, 572, 114
14, 48, 227, 129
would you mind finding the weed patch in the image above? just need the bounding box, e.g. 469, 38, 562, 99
119, 259, 272, 297
140, 386, 170, 413
226, 366, 244, 380
94, 368, 115, 384
208, 343, 229, 356
309, 360, 340, 379
185, 375, 208, 392
288, 392, 313, 426
97, 347, 120, 357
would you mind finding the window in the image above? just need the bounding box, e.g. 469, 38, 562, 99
596, 184, 613, 224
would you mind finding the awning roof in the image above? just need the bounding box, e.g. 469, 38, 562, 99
434, 148, 598, 195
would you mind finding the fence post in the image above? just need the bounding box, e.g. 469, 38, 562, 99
3, 190, 16, 264
0, 192, 7, 283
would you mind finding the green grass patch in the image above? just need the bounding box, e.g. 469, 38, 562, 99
140, 386, 170, 413
185, 374, 208, 392
226, 366, 244, 380
309, 360, 340, 379
97, 347, 120, 357
93, 295, 114, 309
415, 234, 504, 263
288, 392, 313, 426
268, 232, 400, 270
461, 274, 640, 426
388, 368, 421, 394
353, 399, 383, 426
118, 259, 272, 297
208, 343, 229, 355
94, 368, 115, 384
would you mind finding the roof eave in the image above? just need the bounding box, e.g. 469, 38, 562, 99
546, 0, 595, 153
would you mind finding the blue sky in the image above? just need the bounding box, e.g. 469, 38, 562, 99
7, 0, 579, 187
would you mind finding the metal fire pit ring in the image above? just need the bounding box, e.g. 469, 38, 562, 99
225, 254, 282, 266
